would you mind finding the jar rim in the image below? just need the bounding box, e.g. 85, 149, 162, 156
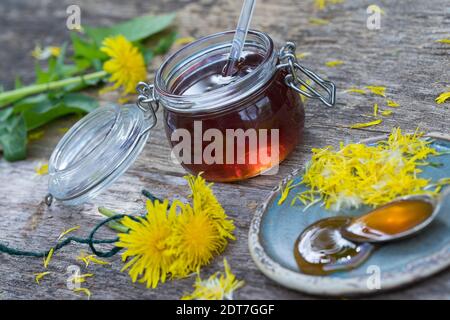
154, 29, 277, 113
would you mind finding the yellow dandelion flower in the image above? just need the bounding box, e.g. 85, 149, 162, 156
34, 271, 51, 285
182, 259, 244, 300
116, 199, 177, 288
350, 119, 382, 129
35, 162, 49, 176
365, 86, 386, 97
101, 35, 147, 95
31, 45, 61, 60
325, 60, 344, 67
185, 174, 235, 242
170, 203, 228, 278
436, 92, 450, 104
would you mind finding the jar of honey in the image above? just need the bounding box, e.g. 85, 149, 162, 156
47, 30, 335, 205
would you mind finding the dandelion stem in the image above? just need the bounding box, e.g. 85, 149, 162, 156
98, 207, 129, 233
0, 70, 107, 108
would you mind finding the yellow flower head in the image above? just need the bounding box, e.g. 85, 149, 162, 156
170, 203, 227, 277
101, 35, 147, 95
116, 199, 177, 288
182, 259, 244, 300
185, 174, 235, 241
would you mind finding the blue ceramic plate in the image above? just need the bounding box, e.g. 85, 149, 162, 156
249, 133, 450, 296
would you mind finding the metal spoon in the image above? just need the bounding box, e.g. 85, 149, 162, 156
341, 188, 449, 244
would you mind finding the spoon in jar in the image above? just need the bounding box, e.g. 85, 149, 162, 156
222, 0, 257, 77
341, 188, 450, 244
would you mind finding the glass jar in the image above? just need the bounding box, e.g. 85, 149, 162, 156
47, 30, 335, 205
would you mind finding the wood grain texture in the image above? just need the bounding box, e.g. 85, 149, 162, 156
0, 0, 449, 299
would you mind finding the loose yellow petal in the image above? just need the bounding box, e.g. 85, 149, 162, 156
298, 127, 438, 210
278, 180, 300, 205
77, 251, 111, 267
73, 287, 91, 299
57, 226, 80, 241
43, 248, 54, 269
436, 39, 450, 44
34, 271, 51, 285
309, 18, 329, 25
296, 52, 311, 59
435, 92, 450, 104
28, 130, 45, 142
380, 109, 393, 116
386, 99, 400, 107
314, 0, 344, 10
365, 86, 386, 97
35, 163, 49, 176
31, 46, 61, 60
373, 103, 379, 116
325, 60, 344, 68
182, 258, 244, 300
345, 88, 367, 95
175, 37, 196, 46
350, 119, 383, 129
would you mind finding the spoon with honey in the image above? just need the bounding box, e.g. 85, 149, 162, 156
294, 189, 448, 276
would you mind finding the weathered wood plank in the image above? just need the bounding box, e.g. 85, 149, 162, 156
0, 0, 449, 299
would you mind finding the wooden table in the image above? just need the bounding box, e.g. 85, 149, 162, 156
1, 0, 449, 300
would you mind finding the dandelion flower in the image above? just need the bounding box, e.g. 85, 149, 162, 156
101, 35, 147, 95
182, 259, 244, 300
170, 203, 228, 278
116, 199, 177, 288
31, 45, 61, 60
185, 174, 235, 241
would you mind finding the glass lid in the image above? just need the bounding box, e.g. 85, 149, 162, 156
47, 103, 153, 205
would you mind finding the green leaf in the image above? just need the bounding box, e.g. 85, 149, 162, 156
84, 13, 176, 45
0, 109, 27, 161
13, 93, 98, 131
153, 31, 177, 55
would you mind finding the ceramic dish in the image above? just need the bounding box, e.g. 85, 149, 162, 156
248, 133, 450, 296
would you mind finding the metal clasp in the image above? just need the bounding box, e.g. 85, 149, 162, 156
277, 42, 336, 107
136, 82, 159, 134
